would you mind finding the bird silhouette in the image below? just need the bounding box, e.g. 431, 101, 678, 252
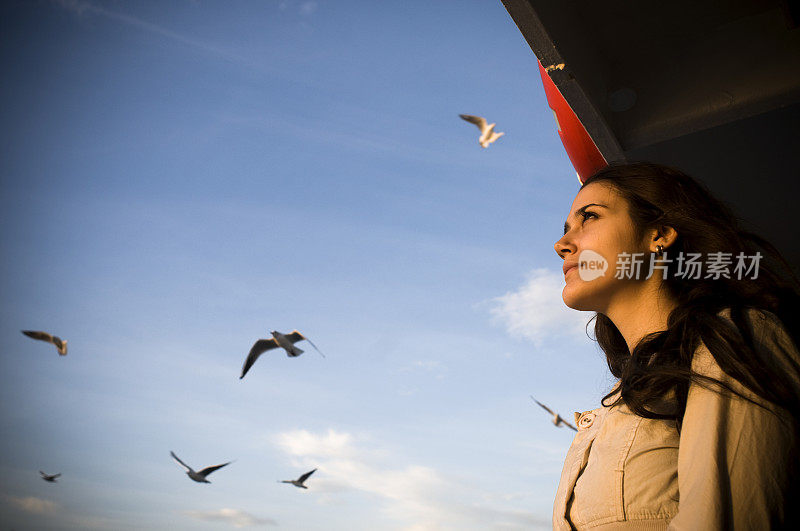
39, 471, 61, 482
22, 330, 67, 356
459, 114, 504, 148
280, 468, 316, 489
170, 451, 231, 483
240, 330, 324, 379
531, 396, 577, 431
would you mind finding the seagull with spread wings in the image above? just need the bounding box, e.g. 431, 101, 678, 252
240, 330, 325, 379
170, 451, 231, 483
22, 330, 67, 356
459, 114, 504, 148
280, 468, 317, 489
531, 396, 577, 431
39, 471, 61, 482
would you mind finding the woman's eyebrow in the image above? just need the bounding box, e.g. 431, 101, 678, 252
563, 203, 609, 235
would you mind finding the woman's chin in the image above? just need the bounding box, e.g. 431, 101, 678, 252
562, 286, 598, 312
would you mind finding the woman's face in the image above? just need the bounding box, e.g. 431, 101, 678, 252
554, 182, 650, 313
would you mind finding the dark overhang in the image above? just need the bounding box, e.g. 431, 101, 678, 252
503, 0, 800, 271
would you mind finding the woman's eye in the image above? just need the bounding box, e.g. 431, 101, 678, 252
581, 211, 597, 222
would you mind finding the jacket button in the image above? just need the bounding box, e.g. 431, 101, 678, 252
578, 412, 596, 430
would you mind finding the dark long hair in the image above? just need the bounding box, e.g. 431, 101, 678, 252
584, 162, 800, 428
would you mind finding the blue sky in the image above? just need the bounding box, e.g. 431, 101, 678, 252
0, 1, 608, 529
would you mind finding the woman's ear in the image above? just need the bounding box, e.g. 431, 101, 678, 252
652, 225, 678, 250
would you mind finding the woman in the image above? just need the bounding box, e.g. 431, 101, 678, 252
552, 162, 800, 530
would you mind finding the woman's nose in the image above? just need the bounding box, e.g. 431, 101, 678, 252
554, 237, 574, 259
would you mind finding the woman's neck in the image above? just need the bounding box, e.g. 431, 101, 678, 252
604, 283, 678, 353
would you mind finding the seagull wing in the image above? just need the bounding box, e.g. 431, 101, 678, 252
198, 461, 231, 478
563, 420, 578, 432
22, 330, 53, 343
531, 396, 555, 416
287, 331, 325, 358
489, 131, 504, 143
39, 470, 48, 478
240, 339, 279, 379
170, 451, 193, 473
285, 331, 304, 344
459, 114, 488, 132
296, 468, 317, 483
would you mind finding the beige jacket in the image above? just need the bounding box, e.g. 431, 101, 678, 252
553, 308, 800, 530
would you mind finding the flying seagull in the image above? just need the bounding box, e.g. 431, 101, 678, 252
531, 396, 577, 431
280, 468, 317, 489
39, 471, 61, 483
170, 451, 231, 483
459, 114, 504, 148
240, 330, 325, 379
21, 330, 67, 356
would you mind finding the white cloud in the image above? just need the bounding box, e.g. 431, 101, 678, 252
7, 495, 58, 514
276, 428, 356, 459
489, 268, 594, 347
184, 508, 277, 527
273, 429, 548, 529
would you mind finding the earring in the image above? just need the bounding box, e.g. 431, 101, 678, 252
656, 244, 664, 256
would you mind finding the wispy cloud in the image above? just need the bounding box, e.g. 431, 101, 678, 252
489, 268, 594, 347
278, 0, 318, 16
184, 508, 278, 528
65, 514, 119, 530
7, 495, 58, 514
53, 0, 91, 15
299, 1, 318, 15
274, 429, 548, 529
4, 494, 119, 528
398, 360, 447, 380
52, 0, 247, 65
